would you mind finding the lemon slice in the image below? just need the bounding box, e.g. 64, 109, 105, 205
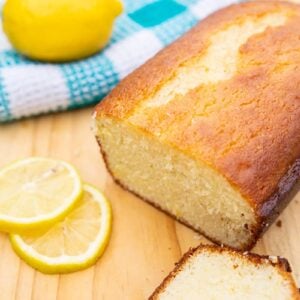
0, 157, 82, 232
10, 184, 112, 274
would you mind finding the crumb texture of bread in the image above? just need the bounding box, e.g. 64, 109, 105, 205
150, 245, 300, 300
95, 2, 300, 249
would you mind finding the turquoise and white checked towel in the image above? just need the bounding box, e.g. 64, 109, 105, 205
0, 0, 238, 122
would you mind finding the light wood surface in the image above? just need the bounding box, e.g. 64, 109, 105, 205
0, 107, 299, 300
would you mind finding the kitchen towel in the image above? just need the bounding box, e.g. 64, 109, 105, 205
0, 0, 238, 122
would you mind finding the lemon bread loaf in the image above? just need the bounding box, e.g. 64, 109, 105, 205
94, 2, 300, 250
149, 245, 300, 300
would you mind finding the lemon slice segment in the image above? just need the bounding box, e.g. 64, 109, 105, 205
0, 157, 82, 232
10, 184, 112, 274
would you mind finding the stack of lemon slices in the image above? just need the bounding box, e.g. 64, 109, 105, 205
0, 157, 112, 274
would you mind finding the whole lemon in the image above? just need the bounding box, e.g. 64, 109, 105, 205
2, 0, 123, 62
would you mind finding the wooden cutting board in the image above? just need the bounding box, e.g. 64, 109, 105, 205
0, 107, 299, 300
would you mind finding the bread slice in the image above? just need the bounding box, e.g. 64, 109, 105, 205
150, 245, 299, 300
94, 1, 300, 250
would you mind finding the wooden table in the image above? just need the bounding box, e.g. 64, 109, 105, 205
0, 107, 299, 300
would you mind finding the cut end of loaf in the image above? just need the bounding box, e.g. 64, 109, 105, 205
95, 118, 257, 250
150, 245, 300, 300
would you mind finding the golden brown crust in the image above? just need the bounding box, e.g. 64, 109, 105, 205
253, 0, 300, 3
149, 244, 300, 300
95, 1, 299, 118
96, 1, 299, 119
95, 1, 300, 217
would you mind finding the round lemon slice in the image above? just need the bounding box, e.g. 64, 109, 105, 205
10, 184, 112, 274
0, 157, 82, 232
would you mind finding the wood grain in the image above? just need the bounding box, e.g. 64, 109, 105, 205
0, 108, 299, 300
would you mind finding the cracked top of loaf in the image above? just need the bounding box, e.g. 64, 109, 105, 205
95, 1, 300, 214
